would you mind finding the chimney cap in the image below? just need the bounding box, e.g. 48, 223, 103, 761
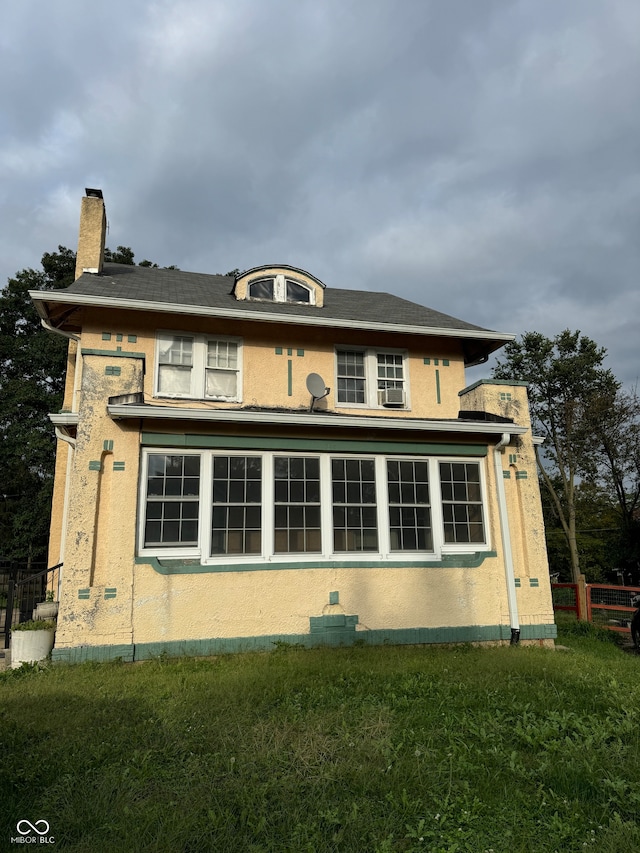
85, 188, 103, 199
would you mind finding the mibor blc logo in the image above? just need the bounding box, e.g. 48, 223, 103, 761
11, 819, 55, 844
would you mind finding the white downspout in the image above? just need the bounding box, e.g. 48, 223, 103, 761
494, 432, 520, 644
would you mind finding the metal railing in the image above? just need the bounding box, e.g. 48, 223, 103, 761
0, 561, 62, 649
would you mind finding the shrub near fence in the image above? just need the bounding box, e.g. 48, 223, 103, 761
552, 582, 640, 638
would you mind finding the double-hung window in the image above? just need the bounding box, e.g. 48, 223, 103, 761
156, 332, 242, 401
336, 348, 408, 408
139, 451, 488, 562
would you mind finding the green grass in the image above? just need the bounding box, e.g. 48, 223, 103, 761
2, 627, 640, 852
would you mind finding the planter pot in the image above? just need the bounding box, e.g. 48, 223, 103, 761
11, 628, 55, 668
35, 601, 59, 620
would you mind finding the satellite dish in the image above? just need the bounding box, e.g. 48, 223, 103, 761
306, 373, 328, 397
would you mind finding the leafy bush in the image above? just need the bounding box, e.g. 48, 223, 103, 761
11, 619, 56, 632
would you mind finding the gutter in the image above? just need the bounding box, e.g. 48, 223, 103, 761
493, 432, 520, 644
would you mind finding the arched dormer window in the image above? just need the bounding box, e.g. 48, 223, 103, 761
247, 274, 314, 305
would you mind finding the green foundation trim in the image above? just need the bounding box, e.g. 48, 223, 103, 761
104, 588, 117, 599
103, 440, 114, 451
136, 550, 498, 575
105, 365, 121, 376
435, 369, 441, 404
287, 359, 293, 396
113, 461, 126, 471
81, 348, 145, 359
141, 433, 489, 457
51, 622, 557, 664
88, 460, 102, 471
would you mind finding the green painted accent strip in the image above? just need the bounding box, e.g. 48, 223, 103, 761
287, 348, 293, 356
329, 591, 339, 605
51, 623, 557, 664
287, 359, 293, 396
142, 433, 489, 457
310, 614, 358, 633
52, 644, 134, 663
103, 440, 114, 451
116, 333, 123, 342
113, 461, 126, 471
514, 578, 521, 587
297, 349, 304, 357
435, 368, 441, 404
275, 347, 283, 355
105, 365, 122, 376
442, 359, 450, 367
509, 454, 517, 464
529, 578, 539, 587
423, 358, 431, 365
78, 588, 90, 599
128, 335, 137, 343
503, 470, 511, 479
102, 332, 111, 341
516, 471, 528, 480
89, 460, 102, 471
81, 348, 145, 359
104, 588, 117, 599
136, 550, 498, 575
434, 358, 439, 366
500, 392, 512, 401
460, 379, 529, 396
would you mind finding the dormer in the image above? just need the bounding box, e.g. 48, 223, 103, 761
233, 265, 326, 308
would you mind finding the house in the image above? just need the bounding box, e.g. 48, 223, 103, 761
29, 189, 556, 663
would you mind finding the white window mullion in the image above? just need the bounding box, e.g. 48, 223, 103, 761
263, 454, 274, 559
200, 452, 213, 561
320, 455, 333, 556
429, 458, 444, 558
376, 456, 390, 557
365, 350, 377, 407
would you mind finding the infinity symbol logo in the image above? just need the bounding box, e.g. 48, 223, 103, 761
16, 819, 50, 835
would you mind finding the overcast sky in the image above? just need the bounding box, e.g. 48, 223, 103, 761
1, 0, 639, 384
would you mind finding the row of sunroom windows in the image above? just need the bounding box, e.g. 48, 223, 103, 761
139, 451, 487, 560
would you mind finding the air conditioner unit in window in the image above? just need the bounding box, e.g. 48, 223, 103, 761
379, 388, 405, 407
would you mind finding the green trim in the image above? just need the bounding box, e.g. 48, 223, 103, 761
102, 332, 111, 341
104, 588, 117, 599
442, 359, 450, 367
103, 440, 114, 451
435, 369, 441, 404
81, 348, 145, 359
310, 614, 358, 634
460, 379, 529, 396
423, 358, 430, 365
128, 335, 137, 343
88, 460, 102, 471
499, 392, 512, 401
141, 432, 489, 456
503, 470, 511, 479
516, 471, 528, 479
287, 359, 293, 396
297, 349, 304, 357
509, 454, 517, 464
136, 550, 498, 575
287, 348, 293, 356
329, 591, 339, 605
116, 333, 123, 342
105, 365, 122, 376
529, 578, 539, 587
78, 588, 90, 599
514, 578, 521, 587
434, 358, 439, 366
113, 461, 126, 471
275, 347, 283, 355
51, 622, 557, 663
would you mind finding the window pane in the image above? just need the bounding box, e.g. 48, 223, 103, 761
336, 350, 366, 404
387, 459, 433, 552
211, 456, 262, 556
273, 456, 322, 553
206, 370, 237, 398
439, 461, 485, 545
286, 280, 311, 303
144, 455, 200, 547
158, 364, 192, 395
248, 279, 274, 299
332, 457, 378, 552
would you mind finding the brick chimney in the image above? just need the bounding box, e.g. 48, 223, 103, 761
74, 188, 106, 280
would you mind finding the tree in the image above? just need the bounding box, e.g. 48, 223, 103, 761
492, 330, 620, 583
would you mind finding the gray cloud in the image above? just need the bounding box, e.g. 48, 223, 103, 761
1, 0, 639, 383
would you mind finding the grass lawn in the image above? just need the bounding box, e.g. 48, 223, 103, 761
2, 622, 640, 852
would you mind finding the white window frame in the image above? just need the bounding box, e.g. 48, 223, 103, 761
138, 450, 489, 564
154, 331, 243, 402
247, 274, 315, 305
335, 346, 410, 409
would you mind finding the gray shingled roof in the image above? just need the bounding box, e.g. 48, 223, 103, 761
63, 263, 494, 334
